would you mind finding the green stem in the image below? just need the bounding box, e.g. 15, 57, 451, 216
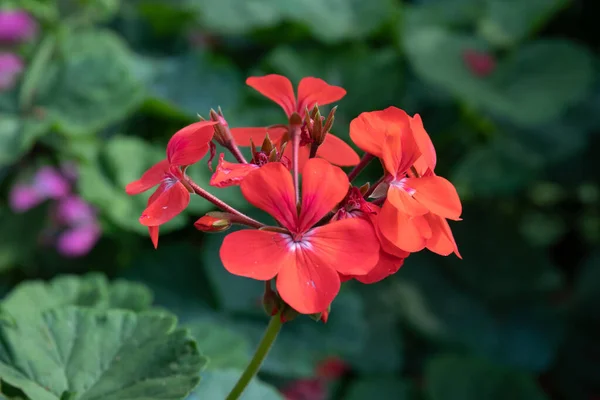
225, 315, 283, 400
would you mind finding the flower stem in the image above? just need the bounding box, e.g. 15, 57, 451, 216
225, 315, 283, 400
347, 153, 374, 182
186, 179, 264, 229
290, 124, 301, 204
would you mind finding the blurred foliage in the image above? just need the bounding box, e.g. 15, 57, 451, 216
1, 0, 599, 399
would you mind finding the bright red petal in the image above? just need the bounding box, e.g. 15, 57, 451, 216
367, 207, 411, 259
425, 214, 462, 258
148, 226, 159, 249
411, 114, 437, 173
378, 200, 430, 253
382, 128, 421, 178
349, 107, 411, 157
139, 181, 190, 226
125, 159, 169, 195
209, 153, 259, 188
276, 249, 341, 315
246, 75, 297, 117
354, 250, 405, 284
220, 230, 288, 280
166, 121, 218, 166
281, 141, 310, 172
307, 218, 380, 276
297, 158, 349, 233
229, 126, 288, 147
240, 162, 297, 231
387, 185, 429, 216
404, 176, 462, 220
296, 77, 346, 113
316, 133, 360, 166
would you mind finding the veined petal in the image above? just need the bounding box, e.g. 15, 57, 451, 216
139, 180, 190, 226
209, 153, 259, 188
387, 185, 429, 216
167, 120, 218, 166
425, 213, 462, 258
349, 107, 411, 157
316, 133, 360, 166
404, 176, 462, 220
125, 159, 169, 195
247, 75, 297, 117
230, 126, 287, 147
276, 248, 341, 315
410, 114, 437, 173
378, 200, 430, 253
382, 128, 421, 178
298, 158, 349, 233
366, 207, 411, 259
354, 250, 405, 284
148, 226, 159, 249
240, 162, 297, 231
307, 218, 380, 276
296, 77, 346, 113
220, 230, 287, 280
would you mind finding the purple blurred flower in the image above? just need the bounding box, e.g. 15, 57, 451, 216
56, 223, 101, 257
0, 10, 37, 43
9, 184, 44, 212
56, 195, 96, 226
0, 52, 23, 91
33, 166, 70, 199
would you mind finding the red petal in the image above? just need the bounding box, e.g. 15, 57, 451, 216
404, 176, 462, 220
378, 200, 430, 252
296, 77, 346, 114
349, 107, 410, 157
354, 250, 405, 284
382, 127, 421, 178
297, 158, 349, 233
281, 141, 311, 172
166, 121, 218, 166
148, 226, 159, 249
276, 248, 341, 315
410, 114, 437, 173
240, 162, 297, 231
316, 133, 360, 166
387, 186, 429, 216
425, 214, 462, 258
139, 181, 190, 226
246, 75, 297, 117
209, 153, 259, 188
366, 208, 411, 259
220, 230, 288, 280
308, 218, 380, 276
125, 159, 169, 195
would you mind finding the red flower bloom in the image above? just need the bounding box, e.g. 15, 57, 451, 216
350, 107, 462, 257
209, 153, 260, 188
219, 158, 380, 314
126, 121, 217, 244
229, 74, 359, 167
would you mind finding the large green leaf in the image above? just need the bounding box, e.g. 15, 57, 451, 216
425, 355, 549, 400
186, 321, 251, 370
344, 377, 413, 400
188, 369, 282, 400
404, 27, 594, 126
0, 307, 204, 400
0, 114, 50, 167
38, 29, 144, 136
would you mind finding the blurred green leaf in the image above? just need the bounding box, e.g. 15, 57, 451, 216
38, 29, 144, 136
186, 320, 251, 370
404, 27, 594, 126
425, 355, 548, 400
0, 307, 204, 400
344, 377, 413, 400
0, 114, 50, 168
189, 369, 282, 400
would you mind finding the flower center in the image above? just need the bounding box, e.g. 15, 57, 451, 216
391, 177, 416, 196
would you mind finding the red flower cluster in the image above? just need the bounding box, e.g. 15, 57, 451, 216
126, 74, 462, 319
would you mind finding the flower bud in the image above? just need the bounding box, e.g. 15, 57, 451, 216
289, 111, 303, 126
209, 108, 231, 146
280, 304, 298, 323
262, 284, 281, 316
194, 214, 232, 232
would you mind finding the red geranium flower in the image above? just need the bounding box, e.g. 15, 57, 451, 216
230, 74, 360, 167
350, 107, 462, 257
126, 120, 217, 245
219, 158, 380, 314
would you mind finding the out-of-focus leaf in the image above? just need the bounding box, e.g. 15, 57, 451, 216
425, 355, 549, 400
186, 320, 251, 370
388, 254, 563, 372
37, 29, 144, 136
79, 135, 187, 234
0, 114, 50, 167
0, 307, 204, 400
344, 377, 413, 400
404, 27, 594, 126
189, 369, 282, 400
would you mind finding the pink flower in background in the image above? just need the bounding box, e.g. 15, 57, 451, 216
57, 223, 102, 258
281, 379, 326, 400
463, 49, 496, 77
56, 195, 96, 226
9, 184, 45, 212
0, 10, 37, 43
0, 52, 23, 91
9, 166, 70, 213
